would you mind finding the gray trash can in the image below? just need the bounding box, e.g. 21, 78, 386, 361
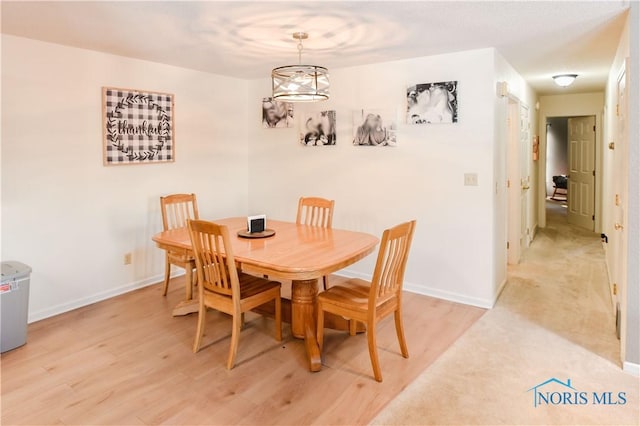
1, 261, 32, 353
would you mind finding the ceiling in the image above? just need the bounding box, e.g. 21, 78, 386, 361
0, 1, 629, 95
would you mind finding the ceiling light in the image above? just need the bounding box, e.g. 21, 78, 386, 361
272, 32, 329, 102
552, 74, 578, 87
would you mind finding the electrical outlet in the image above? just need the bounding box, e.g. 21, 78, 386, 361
464, 173, 478, 186
123, 253, 132, 265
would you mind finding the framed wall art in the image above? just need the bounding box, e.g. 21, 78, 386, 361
262, 97, 294, 128
299, 110, 336, 146
353, 109, 398, 147
406, 81, 458, 124
103, 87, 174, 165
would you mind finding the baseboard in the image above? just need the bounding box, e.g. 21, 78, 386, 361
495, 278, 508, 301
623, 361, 640, 377
30, 269, 497, 323
28, 272, 183, 323
335, 269, 494, 309
602, 247, 618, 314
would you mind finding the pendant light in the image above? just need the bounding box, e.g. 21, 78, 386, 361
271, 32, 329, 102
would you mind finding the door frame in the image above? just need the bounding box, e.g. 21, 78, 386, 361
537, 101, 604, 232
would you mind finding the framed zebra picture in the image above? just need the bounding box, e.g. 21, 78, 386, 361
102, 87, 175, 165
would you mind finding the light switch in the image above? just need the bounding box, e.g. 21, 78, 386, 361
464, 173, 478, 186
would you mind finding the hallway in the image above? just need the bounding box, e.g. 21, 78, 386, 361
373, 202, 639, 424
516, 201, 617, 363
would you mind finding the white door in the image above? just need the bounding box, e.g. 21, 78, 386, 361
519, 105, 531, 247
609, 63, 629, 358
567, 116, 596, 230
507, 102, 521, 264
507, 100, 530, 264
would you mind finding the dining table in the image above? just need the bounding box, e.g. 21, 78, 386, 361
152, 217, 379, 372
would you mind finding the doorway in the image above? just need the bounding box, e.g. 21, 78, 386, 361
545, 115, 597, 231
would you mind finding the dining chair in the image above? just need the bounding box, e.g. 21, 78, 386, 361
296, 196, 334, 228
296, 196, 335, 289
160, 193, 199, 297
188, 219, 282, 369
316, 220, 416, 382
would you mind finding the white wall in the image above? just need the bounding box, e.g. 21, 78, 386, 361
537, 92, 605, 231
1, 35, 250, 322
2, 38, 536, 320
248, 48, 511, 308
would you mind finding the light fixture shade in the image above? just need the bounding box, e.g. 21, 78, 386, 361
272, 65, 329, 102
553, 74, 578, 87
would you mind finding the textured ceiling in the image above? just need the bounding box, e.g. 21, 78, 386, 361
0, 1, 629, 95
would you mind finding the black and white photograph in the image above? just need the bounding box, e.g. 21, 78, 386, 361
299, 110, 336, 146
406, 81, 458, 124
262, 97, 294, 128
352, 109, 398, 147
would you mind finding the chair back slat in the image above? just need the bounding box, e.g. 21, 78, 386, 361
161, 193, 199, 231
369, 221, 416, 306
188, 220, 238, 297
296, 197, 334, 228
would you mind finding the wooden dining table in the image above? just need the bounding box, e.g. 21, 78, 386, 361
152, 217, 379, 371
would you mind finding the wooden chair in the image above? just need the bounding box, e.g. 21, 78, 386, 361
188, 219, 282, 369
316, 220, 416, 382
551, 175, 568, 201
296, 196, 335, 228
296, 197, 335, 289
160, 194, 199, 297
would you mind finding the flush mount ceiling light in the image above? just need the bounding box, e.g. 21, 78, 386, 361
552, 74, 578, 87
272, 32, 329, 102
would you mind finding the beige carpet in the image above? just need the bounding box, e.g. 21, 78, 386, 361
372, 202, 639, 425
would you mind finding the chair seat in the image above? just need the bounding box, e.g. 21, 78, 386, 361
319, 279, 397, 312
317, 278, 373, 310
167, 251, 195, 265
238, 273, 281, 299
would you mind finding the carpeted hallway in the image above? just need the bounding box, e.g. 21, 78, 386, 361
372, 202, 639, 425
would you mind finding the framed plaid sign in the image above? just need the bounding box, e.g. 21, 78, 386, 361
102, 87, 175, 165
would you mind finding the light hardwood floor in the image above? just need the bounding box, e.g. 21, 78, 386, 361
1, 276, 484, 425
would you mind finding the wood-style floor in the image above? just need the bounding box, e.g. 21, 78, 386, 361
1, 276, 484, 425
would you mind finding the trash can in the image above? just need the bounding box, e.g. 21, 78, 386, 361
1, 261, 32, 353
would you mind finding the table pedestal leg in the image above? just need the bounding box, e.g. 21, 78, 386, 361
172, 267, 199, 317
291, 279, 322, 372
